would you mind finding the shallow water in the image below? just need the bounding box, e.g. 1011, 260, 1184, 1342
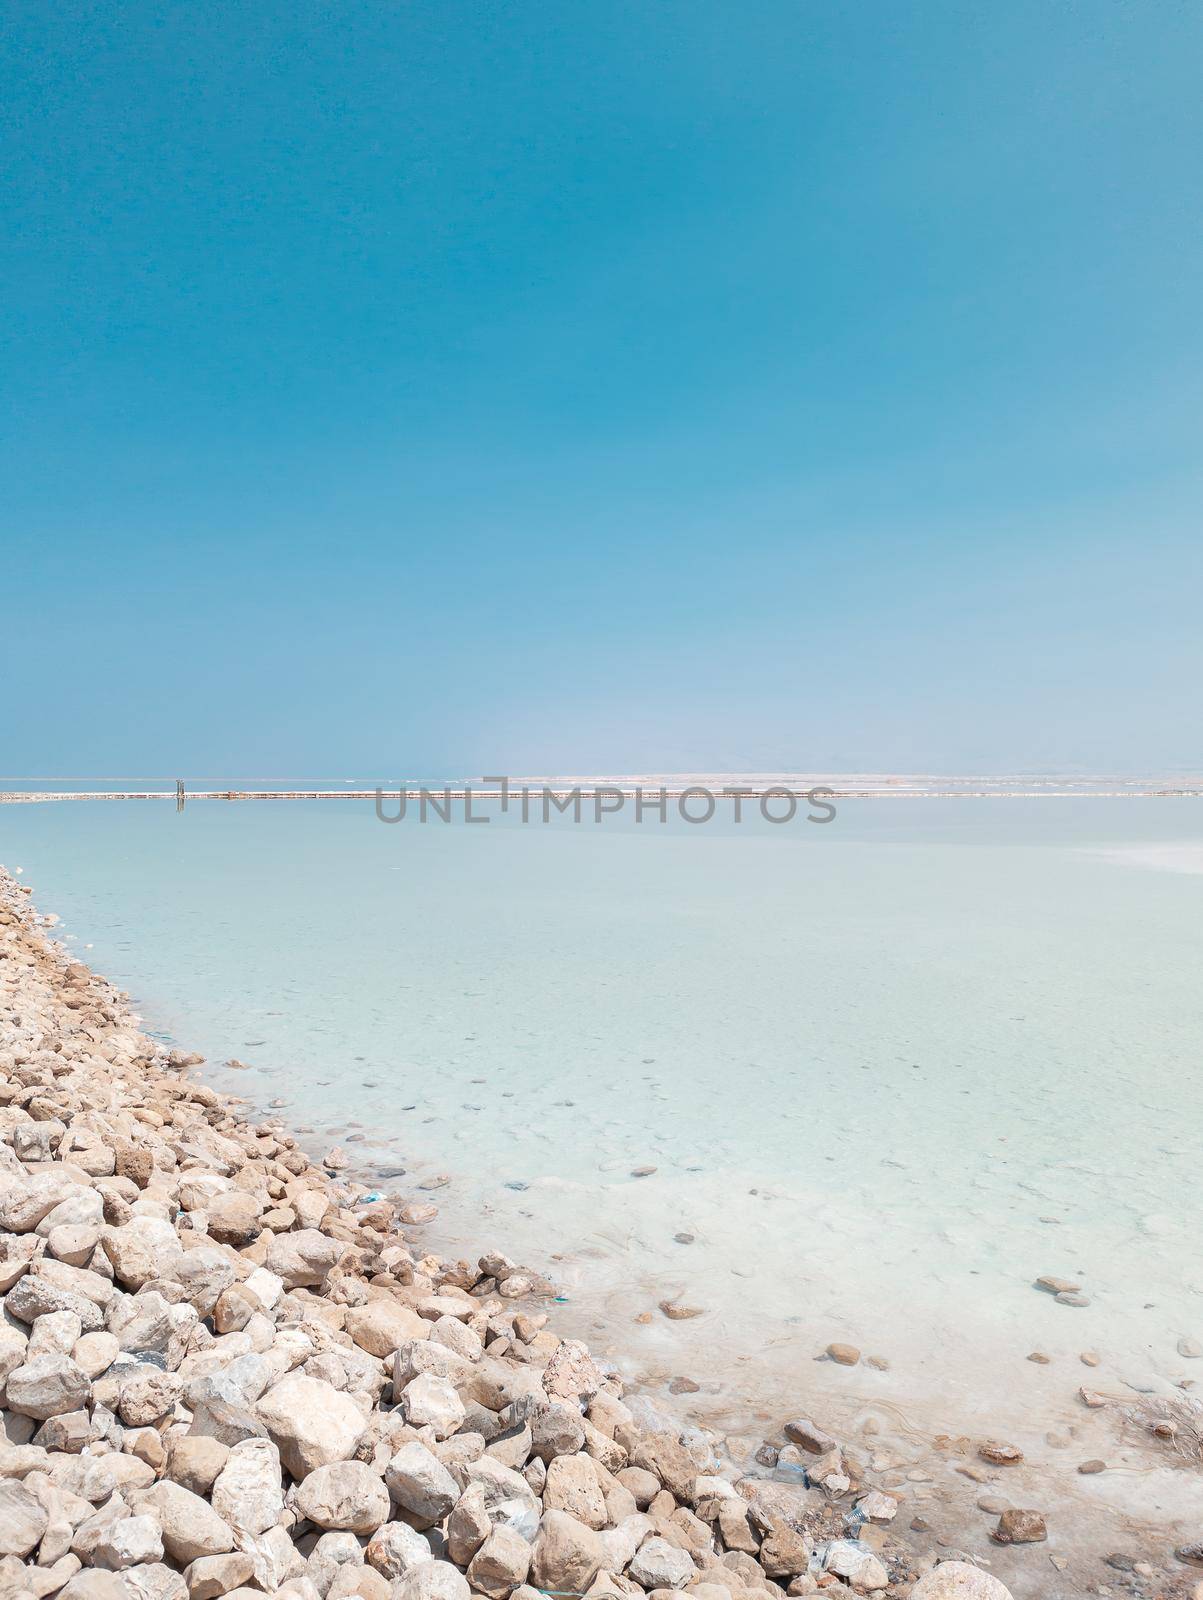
4, 795, 1203, 1578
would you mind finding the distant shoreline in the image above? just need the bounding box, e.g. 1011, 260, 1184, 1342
4, 774, 1203, 805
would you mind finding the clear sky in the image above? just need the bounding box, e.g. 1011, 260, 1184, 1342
3, 1, 1200, 778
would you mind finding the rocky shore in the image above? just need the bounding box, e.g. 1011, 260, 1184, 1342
0, 864, 1194, 1600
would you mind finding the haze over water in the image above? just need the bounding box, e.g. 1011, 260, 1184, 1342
4, 792, 1203, 1556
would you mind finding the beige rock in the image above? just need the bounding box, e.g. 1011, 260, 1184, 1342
58, 1572, 132, 1600
46, 1225, 100, 1267
0, 1323, 29, 1390
466, 1525, 531, 1599
992, 1509, 1046, 1545
71, 1332, 118, 1380
209, 1439, 283, 1537
615, 1466, 660, 1509
445, 1485, 492, 1566
390, 1563, 469, 1600
364, 1522, 433, 1580
0, 1234, 42, 1292
204, 1193, 262, 1248
400, 1374, 465, 1440
90, 1514, 165, 1570
530, 1511, 604, 1593
131, 1484, 235, 1564
541, 1341, 604, 1404
824, 1542, 887, 1590
384, 1443, 458, 1527
165, 1437, 230, 1497
254, 1373, 365, 1479
102, 1218, 182, 1289
543, 1455, 607, 1529
6, 1275, 104, 1332
0, 1479, 48, 1556
183, 1553, 256, 1600
530, 1402, 586, 1464
328, 1567, 390, 1600
117, 1371, 181, 1428
6, 1354, 90, 1419
0, 1174, 82, 1234
294, 1461, 390, 1533
344, 1301, 428, 1359
909, 1563, 1014, 1599
263, 1230, 343, 1289
629, 1537, 695, 1590
630, 1434, 697, 1500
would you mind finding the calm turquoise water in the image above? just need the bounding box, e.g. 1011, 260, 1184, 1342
4, 796, 1203, 1522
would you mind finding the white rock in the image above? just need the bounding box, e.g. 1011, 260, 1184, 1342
540, 1340, 604, 1404
102, 1218, 183, 1289
344, 1300, 428, 1359
856, 1490, 898, 1524
0, 1478, 49, 1556
90, 1514, 165, 1570
391, 1562, 470, 1600
466, 1525, 531, 1599
364, 1522, 433, 1580
132, 1483, 235, 1564
123, 1565, 189, 1600
181, 1552, 256, 1600
209, 1438, 283, 1536
910, 1562, 1015, 1600
254, 1373, 365, 1479
529, 1510, 605, 1593
0, 1173, 82, 1233
384, 1443, 459, 1526
629, 1536, 695, 1590
58, 1571, 133, 1600
294, 1461, 390, 1534
263, 1230, 343, 1288
401, 1374, 465, 1440
825, 1541, 888, 1591
239, 1525, 307, 1592
242, 1268, 283, 1313
6, 1353, 91, 1419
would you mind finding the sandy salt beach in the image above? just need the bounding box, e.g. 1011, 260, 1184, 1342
1, 862, 1202, 1600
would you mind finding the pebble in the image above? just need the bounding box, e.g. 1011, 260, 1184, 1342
783, 1418, 837, 1453
658, 1300, 704, 1320
993, 1509, 1047, 1544
1034, 1275, 1080, 1295
1080, 1351, 1100, 1366
1077, 1459, 1107, 1474
978, 1441, 1023, 1466
1178, 1336, 1202, 1358
825, 1343, 861, 1366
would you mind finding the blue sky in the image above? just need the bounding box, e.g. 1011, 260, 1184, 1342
3, 1, 1200, 776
